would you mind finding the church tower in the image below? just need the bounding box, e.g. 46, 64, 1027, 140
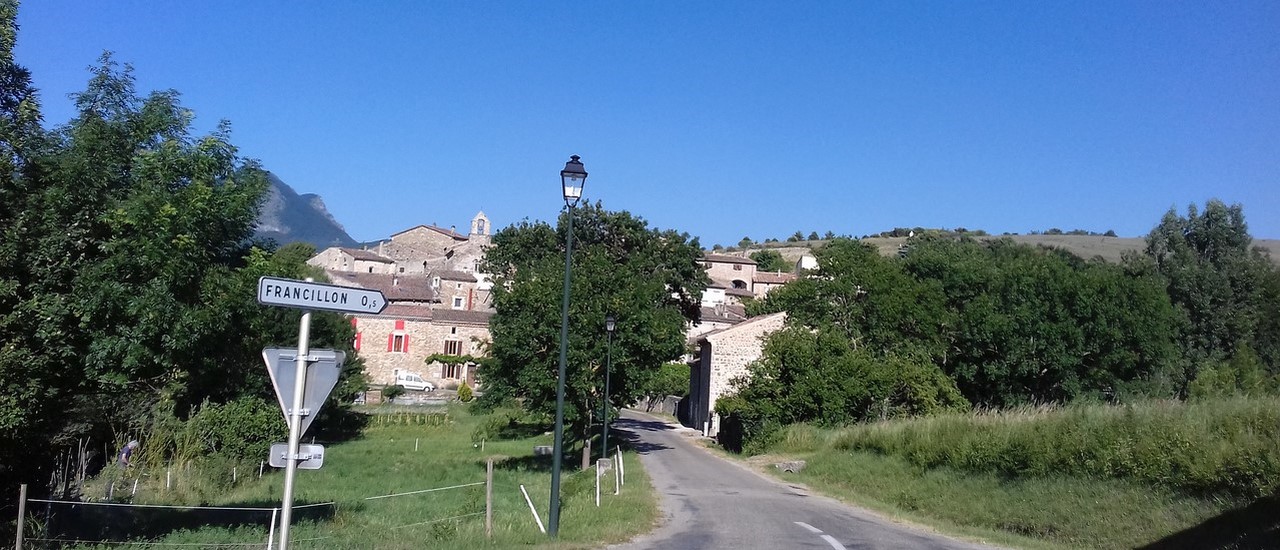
469, 211, 491, 245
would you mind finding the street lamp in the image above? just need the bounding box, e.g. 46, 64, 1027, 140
549, 155, 586, 537
600, 314, 616, 460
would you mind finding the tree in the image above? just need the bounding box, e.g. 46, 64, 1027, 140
788, 231, 804, 242
823, 231, 835, 240
479, 203, 707, 463
749, 249, 790, 273
0, 38, 359, 505
737, 236, 753, 248
807, 231, 820, 241
1142, 200, 1276, 389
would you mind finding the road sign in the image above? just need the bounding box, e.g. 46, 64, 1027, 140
262, 347, 345, 437
257, 276, 388, 315
269, 443, 325, 470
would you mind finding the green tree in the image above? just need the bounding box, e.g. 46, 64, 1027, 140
1142, 200, 1276, 388
823, 231, 835, 240
479, 203, 707, 462
807, 231, 820, 241
749, 249, 790, 273
0, 36, 360, 503
737, 236, 753, 248
787, 231, 804, 242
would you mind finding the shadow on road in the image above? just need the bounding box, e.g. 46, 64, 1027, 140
612, 416, 676, 454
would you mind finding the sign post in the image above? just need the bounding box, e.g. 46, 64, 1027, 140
257, 276, 385, 550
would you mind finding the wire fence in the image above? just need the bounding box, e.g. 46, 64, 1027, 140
13, 449, 629, 548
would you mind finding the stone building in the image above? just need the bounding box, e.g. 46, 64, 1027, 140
751, 271, 797, 299
702, 253, 757, 292
308, 212, 496, 390
687, 312, 787, 436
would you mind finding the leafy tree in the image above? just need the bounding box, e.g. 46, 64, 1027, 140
711, 243, 723, 251
749, 249, 790, 273
807, 231, 820, 241
479, 203, 707, 462
1142, 200, 1277, 388
787, 231, 804, 242
0, 32, 359, 504
737, 236, 753, 248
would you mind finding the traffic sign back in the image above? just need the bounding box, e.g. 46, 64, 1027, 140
262, 347, 345, 436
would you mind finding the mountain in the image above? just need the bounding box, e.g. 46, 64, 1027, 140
254, 172, 358, 250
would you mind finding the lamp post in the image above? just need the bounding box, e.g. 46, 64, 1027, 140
600, 314, 616, 459
549, 154, 586, 537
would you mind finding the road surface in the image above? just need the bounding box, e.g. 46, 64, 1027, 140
609, 410, 1000, 550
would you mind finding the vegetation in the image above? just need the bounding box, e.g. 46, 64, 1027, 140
42, 406, 656, 549
0, 5, 362, 534
755, 398, 1280, 548
478, 203, 707, 462
748, 249, 790, 273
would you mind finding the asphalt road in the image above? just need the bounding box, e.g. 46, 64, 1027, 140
609, 410, 1000, 550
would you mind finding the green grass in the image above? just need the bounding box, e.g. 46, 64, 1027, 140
56, 405, 656, 549
745, 398, 1280, 549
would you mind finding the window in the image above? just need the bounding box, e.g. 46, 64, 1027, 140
476, 219, 486, 234
452, 296, 464, 309
450, 327, 458, 335
443, 363, 462, 379
733, 264, 742, 271
398, 267, 405, 273
431, 277, 441, 289
387, 320, 409, 353
456, 283, 462, 289
444, 340, 463, 355
368, 266, 374, 273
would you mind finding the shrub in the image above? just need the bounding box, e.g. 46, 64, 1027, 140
457, 382, 473, 403
382, 385, 406, 401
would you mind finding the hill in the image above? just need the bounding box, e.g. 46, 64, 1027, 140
730, 235, 1280, 266
253, 172, 357, 250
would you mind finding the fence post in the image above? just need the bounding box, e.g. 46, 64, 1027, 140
15, 483, 27, 550
485, 459, 493, 539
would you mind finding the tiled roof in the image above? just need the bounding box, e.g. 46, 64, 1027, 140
341, 248, 394, 263
432, 309, 494, 326
378, 304, 435, 320
700, 305, 747, 324
391, 224, 469, 241
754, 271, 796, 284
324, 271, 436, 301
436, 270, 478, 282
703, 253, 757, 265
725, 287, 756, 298
696, 312, 787, 343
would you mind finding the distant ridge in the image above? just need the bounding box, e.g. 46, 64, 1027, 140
253, 172, 357, 250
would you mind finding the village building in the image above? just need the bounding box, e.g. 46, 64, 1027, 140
687, 312, 787, 436
308, 212, 496, 391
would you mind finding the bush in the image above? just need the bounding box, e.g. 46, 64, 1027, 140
457, 382, 473, 402
382, 385, 406, 401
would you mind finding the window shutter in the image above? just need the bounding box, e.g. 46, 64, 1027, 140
404, 333, 411, 354
387, 333, 394, 352
395, 320, 405, 330
355, 332, 362, 351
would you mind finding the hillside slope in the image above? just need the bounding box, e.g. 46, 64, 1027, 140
253, 172, 357, 250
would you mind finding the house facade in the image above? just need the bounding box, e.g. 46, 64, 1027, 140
687, 312, 787, 436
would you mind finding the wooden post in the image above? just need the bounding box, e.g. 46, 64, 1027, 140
485, 459, 494, 538
15, 483, 27, 550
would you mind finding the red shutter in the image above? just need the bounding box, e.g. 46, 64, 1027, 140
395, 320, 405, 330
404, 333, 411, 354
387, 333, 394, 352
350, 318, 358, 327
355, 332, 362, 351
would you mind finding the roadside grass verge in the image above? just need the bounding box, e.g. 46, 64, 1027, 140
57, 405, 656, 549
751, 397, 1280, 549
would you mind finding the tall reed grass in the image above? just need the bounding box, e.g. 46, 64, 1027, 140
799, 396, 1280, 498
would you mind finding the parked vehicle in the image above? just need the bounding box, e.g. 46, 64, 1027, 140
393, 370, 434, 391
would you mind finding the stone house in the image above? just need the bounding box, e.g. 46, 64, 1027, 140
702, 253, 757, 292
687, 312, 787, 436
752, 271, 797, 299
308, 212, 497, 390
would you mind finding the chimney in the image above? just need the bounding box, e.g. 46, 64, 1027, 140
450, 225, 457, 234
378, 240, 384, 255
393, 276, 399, 287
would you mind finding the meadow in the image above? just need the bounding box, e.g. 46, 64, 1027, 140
33, 405, 656, 549
753, 397, 1280, 549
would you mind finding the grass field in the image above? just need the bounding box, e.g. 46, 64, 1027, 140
47, 405, 656, 549
745, 398, 1280, 549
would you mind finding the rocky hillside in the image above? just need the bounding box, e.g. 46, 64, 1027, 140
254, 172, 357, 250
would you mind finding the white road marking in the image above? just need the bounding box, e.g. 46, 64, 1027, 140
794, 521, 823, 533
820, 534, 848, 549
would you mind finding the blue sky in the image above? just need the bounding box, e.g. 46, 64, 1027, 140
16, 1, 1280, 245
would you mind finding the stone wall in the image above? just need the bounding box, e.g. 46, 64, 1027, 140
354, 315, 490, 387
692, 312, 786, 435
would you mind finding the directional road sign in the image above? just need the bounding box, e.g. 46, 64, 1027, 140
269, 443, 325, 470
257, 276, 388, 315
263, 347, 345, 437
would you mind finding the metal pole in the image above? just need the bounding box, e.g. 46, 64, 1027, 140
278, 303, 313, 550
600, 329, 612, 459
549, 204, 574, 536
15, 483, 26, 550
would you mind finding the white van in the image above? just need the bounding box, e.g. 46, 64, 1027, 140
393, 370, 433, 392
